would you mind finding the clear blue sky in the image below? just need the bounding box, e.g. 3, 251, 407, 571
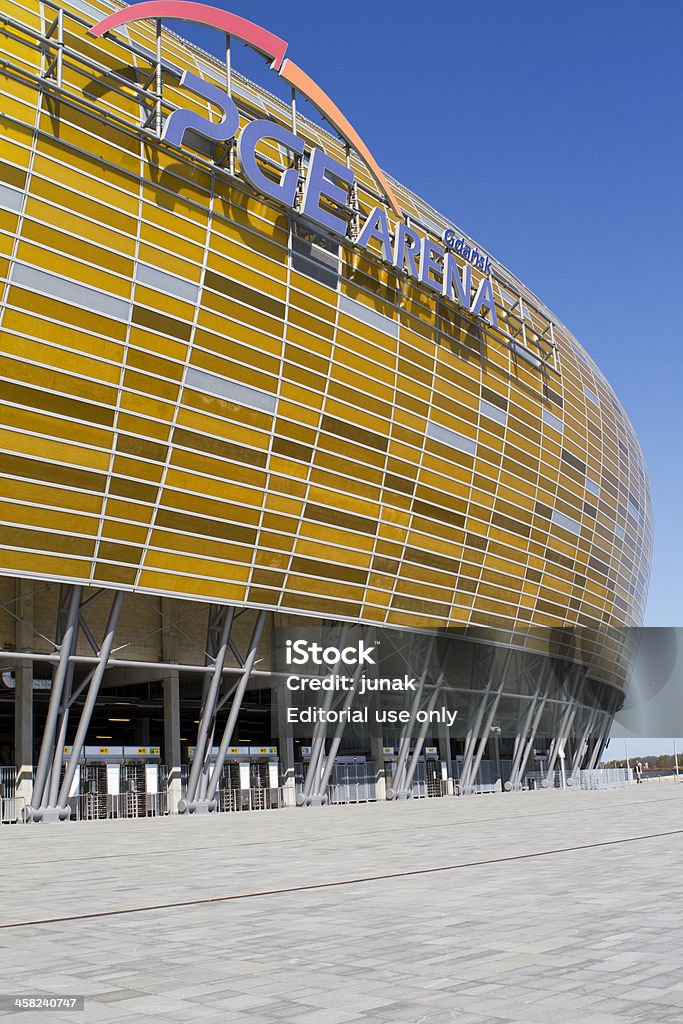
128, 0, 682, 627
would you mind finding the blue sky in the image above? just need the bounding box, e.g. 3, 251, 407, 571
124, 0, 682, 756
128, 0, 682, 629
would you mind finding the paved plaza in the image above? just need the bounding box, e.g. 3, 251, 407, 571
1, 781, 682, 1023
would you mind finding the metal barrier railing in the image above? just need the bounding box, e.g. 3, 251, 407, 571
67, 788, 285, 819
0, 763, 643, 823
67, 792, 170, 821
572, 768, 632, 790
1, 796, 17, 823
640, 770, 681, 782
214, 787, 283, 813
521, 768, 634, 791
0, 767, 17, 823
327, 780, 376, 804
1, 784, 286, 822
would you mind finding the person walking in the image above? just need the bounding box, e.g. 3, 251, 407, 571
634, 760, 644, 784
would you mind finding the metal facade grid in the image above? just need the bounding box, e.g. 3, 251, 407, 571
0, 0, 653, 692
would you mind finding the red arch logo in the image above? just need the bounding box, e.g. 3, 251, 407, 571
90, 1, 401, 216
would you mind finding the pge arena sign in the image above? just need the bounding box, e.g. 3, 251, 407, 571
91, 2, 498, 327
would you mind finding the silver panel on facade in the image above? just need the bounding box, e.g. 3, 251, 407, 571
426, 419, 477, 456
10, 263, 131, 321
185, 366, 277, 414
135, 262, 199, 303
339, 293, 399, 338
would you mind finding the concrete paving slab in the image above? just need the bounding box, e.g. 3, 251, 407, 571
0, 781, 681, 1023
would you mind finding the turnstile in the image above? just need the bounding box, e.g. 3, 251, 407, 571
383, 745, 444, 798
62, 745, 164, 818
187, 745, 280, 810
423, 746, 443, 797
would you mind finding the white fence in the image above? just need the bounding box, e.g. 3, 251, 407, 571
572, 768, 633, 790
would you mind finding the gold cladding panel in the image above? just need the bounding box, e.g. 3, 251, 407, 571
0, 2, 653, 690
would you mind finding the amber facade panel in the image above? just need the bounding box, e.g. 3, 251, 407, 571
0, 0, 653, 691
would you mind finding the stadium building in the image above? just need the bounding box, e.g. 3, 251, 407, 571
0, 0, 652, 822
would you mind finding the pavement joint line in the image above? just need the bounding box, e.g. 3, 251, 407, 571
2, 825, 681, 931
7, 792, 679, 869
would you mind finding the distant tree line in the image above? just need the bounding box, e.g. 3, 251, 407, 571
602, 753, 680, 769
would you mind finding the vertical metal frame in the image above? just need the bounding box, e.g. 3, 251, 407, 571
173, 610, 267, 814
459, 647, 513, 794
388, 633, 436, 798
29, 587, 124, 823
399, 640, 454, 797
40, 7, 64, 87
182, 604, 235, 809
299, 623, 351, 804
507, 657, 552, 790
308, 626, 377, 805
30, 585, 82, 816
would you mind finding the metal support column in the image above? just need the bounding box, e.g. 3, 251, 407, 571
507, 658, 549, 788
161, 597, 182, 812
569, 703, 601, 783
181, 605, 234, 810
544, 665, 582, 784
459, 650, 500, 793
14, 580, 34, 818
312, 662, 362, 803
437, 718, 454, 796
369, 717, 387, 801
508, 661, 552, 790
460, 649, 513, 794
399, 641, 453, 798
387, 635, 436, 799
508, 697, 538, 790
299, 624, 350, 805
56, 592, 124, 814
275, 681, 296, 807
515, 693, 548, 787
311, 628, 376, 804
163, 673, 182, 811
201, 610, 267, 811
29, 585, 82, 818
586, 694, 617, 770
